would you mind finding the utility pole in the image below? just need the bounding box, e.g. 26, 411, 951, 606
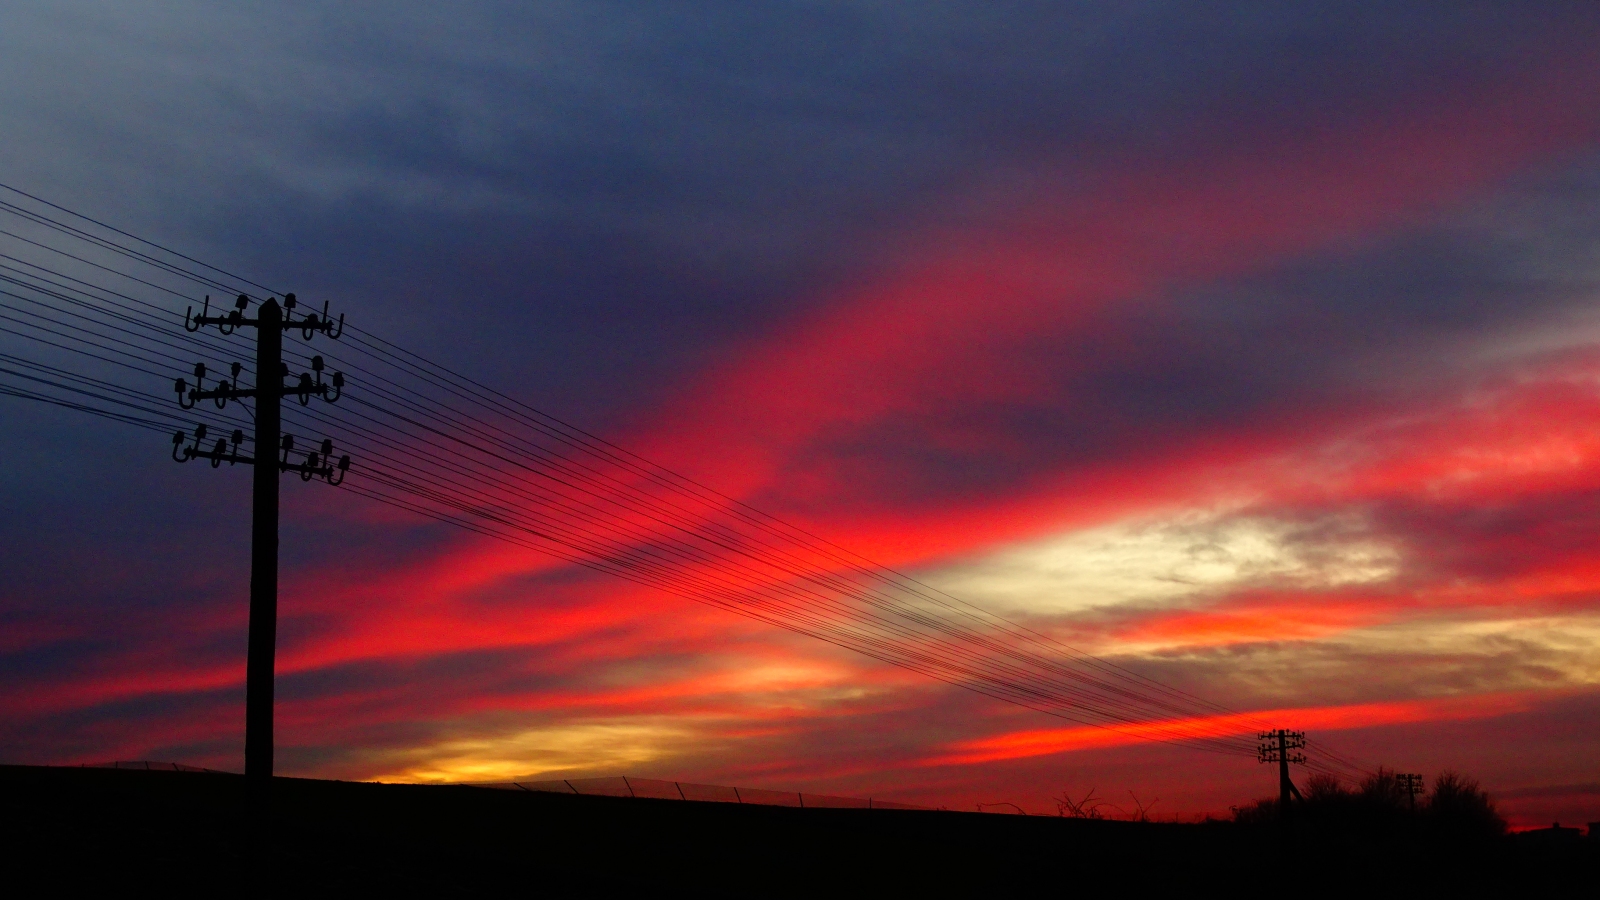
1257, 729, 1306, 817
1396, 773, 1423, 812
174, 293, 348, 780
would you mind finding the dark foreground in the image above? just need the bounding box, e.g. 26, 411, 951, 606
0, 765, 1589, 895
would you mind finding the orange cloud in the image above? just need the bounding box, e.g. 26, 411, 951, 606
1115, 594, 1397, 648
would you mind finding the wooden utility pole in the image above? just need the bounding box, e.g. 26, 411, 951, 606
1257, 729, 1306, 817
175, 293, 348, 779
1397, 772, 1424, 811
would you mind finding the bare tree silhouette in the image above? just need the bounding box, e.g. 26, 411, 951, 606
1125, 791, 1160, 823
1055, 788, 1107, 819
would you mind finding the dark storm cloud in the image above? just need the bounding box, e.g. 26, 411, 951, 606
5, 1, 1594, 421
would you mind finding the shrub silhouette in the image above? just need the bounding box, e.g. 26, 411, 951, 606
1424, 771, 1505, 841
1230, 767, 1505, 850
1304, 773, 1347, 803
1229, 797, 1278, 825
1358, 768, 1408, 811
1235, 769, 1408, 824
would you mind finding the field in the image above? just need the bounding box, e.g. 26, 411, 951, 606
0, 765, 1589, 894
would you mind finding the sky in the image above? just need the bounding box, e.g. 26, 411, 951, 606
2, 1, 1599, 826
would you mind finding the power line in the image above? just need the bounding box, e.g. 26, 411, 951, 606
0, 321, 1260, 749
0, 300, 1260, 750
0, 187, 1395, 770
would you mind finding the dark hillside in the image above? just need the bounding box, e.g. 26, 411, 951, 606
0, 766, 1586, 895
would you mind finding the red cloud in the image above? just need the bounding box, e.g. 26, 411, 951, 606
1112, 592, 1399, 648
925, 692, 1539, 767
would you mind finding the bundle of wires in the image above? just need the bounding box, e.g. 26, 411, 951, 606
0, 182, 1378, 782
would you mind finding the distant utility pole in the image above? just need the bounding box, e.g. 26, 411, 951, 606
1257, 729, 1306, 815
1396, 773, 1424, 811
174, 293, 348, 780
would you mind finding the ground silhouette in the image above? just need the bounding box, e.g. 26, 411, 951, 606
0, 765, 1588, 894
1233, 769, 1507, 840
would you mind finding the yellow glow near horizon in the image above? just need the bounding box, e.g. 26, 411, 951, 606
367, 720, 701, 784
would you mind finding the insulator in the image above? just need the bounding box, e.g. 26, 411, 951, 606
193, 362, 206, 379
332, 371, 344, 388
284, 293, 297, 310
279, 362, 289, 377
231, 362, 242, 379
172, 430, 185, 445
174, 378, 187, 394
194, 423, 208, 441
320, 438, 333, 455
281, 434, 294, 451
338, 455, 350, 469
311, 355, 324, 372
231, 429, 244, 446
235, 294, 249, 310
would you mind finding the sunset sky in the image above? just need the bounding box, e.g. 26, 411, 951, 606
2, 2, 1599, 826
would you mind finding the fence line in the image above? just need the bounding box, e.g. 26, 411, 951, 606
85, 761, 227, 774
73, 763, 932, 811
466, 775, 930, 810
